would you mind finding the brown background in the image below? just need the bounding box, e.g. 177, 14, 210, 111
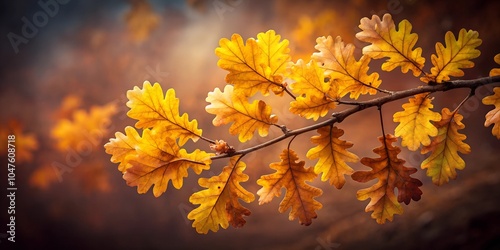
0, 0, 499, 249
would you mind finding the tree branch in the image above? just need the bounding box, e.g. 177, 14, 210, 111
210, 75, 500, 160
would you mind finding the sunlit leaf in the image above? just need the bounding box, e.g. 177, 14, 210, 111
122, 127, 212, 197
393, 93, 442, 151
307, 126, 357, 189
312, 35, 381, 99
104, 126, 142, 173
127, 81, 202, 146
421, 108, 471, 185
257, 149, 322, 226
205, 85, 278, 142
422, 29, 481, 83
289, 95, 336, 121
188, 156, 255, 234
215, 30, 291, 97
356, 14, 425, 77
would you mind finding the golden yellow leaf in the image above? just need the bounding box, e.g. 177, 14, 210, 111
289, 59, 332, 98
126, 81, 202, 146
490, 53, 500, 76
52, 102, 117, 151
422, 29, 481, 83
352, 134, 422, 224
356, 14, 425, 77
393, 93, 442, 151
104, 126, 142, 173
188, 156, 255, 234
482, 87, 500, 139
205, 85, 278, 142
312, 35, 382, 99
307, 126, 357, 189
257, 149, 322, 226
215, 30, 291, 97
289, 94, 336, 121
122, 127, 212, 197
421, 108, 471, 185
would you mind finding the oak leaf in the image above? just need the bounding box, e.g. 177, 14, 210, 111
421, 108, 471, 185
289, 94, 336, 121
205, 85, 278, 142
122, 127, 212, 197
257, 149, 322, 226
289, 59, 332, 98
482, 87, 500, 139
126, 81, 202, 146
188, 156, 255, 234
104, 126, 143, 173
393, 93, 442, 151
352, 134, 422, 224
356, 14, 425, 77
307, 126, 357, 189
312, 35, 382, 99
215, 30, 291, 97
51, 102, 117, 151
491, 53, 500, 77
422, 29, 481, 83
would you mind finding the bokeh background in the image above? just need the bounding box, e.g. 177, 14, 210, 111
1, 0, 500, 249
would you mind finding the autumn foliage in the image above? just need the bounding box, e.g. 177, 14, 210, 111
104, 14, 500, 234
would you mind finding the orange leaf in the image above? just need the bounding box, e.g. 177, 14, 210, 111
257, 149, 322, 226
307, 126, 357, 189
421, 108, 471, 185
205, 85, 278, 142
312, 35, 381, 99
188, 156, 255, 234
482, 87, 500, 139
352, 134, 422, 224
0, 120, 38, 163
491, 53, 500, 77
51, 102, 117, 151
356, 14, 425, 77
121, 127, 212, 197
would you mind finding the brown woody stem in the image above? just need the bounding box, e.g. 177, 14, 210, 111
210, 75, 500, 160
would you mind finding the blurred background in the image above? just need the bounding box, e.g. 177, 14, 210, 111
1, 0, 499, 249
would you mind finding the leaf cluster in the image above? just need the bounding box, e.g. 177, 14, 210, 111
105, 14, 500, 233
